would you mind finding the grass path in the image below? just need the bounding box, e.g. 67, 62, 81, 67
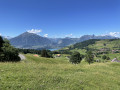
19, 54, 26, 60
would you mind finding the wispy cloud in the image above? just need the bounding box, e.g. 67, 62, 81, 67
108, 32, 120, 37
0, 33, 1, 36
27, 29, 42, 34
102, 32, 120, 37
65, 34, 73, 37
44, 34, 48, 37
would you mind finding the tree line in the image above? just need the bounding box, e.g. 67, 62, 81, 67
19, 48, 53, 57
70, 51, 94, 64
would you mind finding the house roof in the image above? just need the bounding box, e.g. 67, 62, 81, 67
111, 58, 120, 62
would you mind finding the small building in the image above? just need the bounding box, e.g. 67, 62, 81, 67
56, 54, 61, 57
33, 54, 39, 57
111, 58, 120, 62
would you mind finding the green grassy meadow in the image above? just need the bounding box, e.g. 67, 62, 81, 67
0, 54, 120, 90
88, 39, 120, 50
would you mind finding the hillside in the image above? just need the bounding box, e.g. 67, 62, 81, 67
57, 37, 79, 47
56, 39, 120, 62
87, 39, 120, 50
64, 39, 120, 52
0, 54, 120, 90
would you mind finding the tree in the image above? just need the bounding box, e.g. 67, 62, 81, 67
0, 36, 4, 60
102, 55, 110, 60
102, 55, 107, 60
106, 56, 110, 60
70, 52, 82, 64
103, 43, 106, 46
0, 39, 20, 62
85, 51, 94, 65
41, 50, 52, 58
0, 36, 4, 51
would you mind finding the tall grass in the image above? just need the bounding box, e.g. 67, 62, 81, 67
0, 54, 120, 90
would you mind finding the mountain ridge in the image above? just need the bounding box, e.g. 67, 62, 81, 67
9, 32, 118, 49
10, 32, 53, 49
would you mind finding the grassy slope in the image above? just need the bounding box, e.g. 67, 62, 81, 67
0, 54, 120, 90
88, 39, 120, 50
61, 39, 120, 55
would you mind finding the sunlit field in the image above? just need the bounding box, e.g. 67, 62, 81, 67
0, 54, 120, 90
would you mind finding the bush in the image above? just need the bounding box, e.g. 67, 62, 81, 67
102, 55, 107, 60
70, 52, 82, 64
102, 55, 110, 60
85, 51, 94, 65
106, 56, 110, 60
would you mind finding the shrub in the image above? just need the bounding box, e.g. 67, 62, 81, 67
70, 52, 82, 64
102, 55, 107, 60
85, 51, 94, 65
102, 55, 110, 60
106, 56, 110, 60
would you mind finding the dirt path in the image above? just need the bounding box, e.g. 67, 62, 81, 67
19, 54, 26, 60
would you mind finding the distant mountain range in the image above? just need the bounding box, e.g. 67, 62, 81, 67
2, 36, 12, 39
9, 32, 118, 49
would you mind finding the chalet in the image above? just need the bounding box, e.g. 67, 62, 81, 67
56, 54, 61, 57
111, 58, 120, 62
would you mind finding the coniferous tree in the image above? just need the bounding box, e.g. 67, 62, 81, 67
41, 50, 52, 58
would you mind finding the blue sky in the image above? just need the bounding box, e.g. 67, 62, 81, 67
0, 0, 120, 38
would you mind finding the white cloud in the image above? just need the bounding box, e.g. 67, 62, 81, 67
44, 34, 48, 37
0, 33, 1, 36
108, 32, 120, 37
101, 32, 120, 37
65, 34, 73, 37
27, 29, 42, 34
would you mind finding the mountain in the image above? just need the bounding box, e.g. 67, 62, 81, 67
57, 37, 79, 47
55, 35, 117, 47
49, 38, 62, 43
10, 32, 54, 49
78, 35, 117, 42
9, 32, 118, 49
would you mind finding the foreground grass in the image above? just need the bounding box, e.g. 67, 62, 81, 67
0, 54, 120, 90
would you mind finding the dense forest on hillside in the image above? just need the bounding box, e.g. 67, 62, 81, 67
69, 39, 100, 50
61, 39, 120, 54
57, 39, 120, 62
